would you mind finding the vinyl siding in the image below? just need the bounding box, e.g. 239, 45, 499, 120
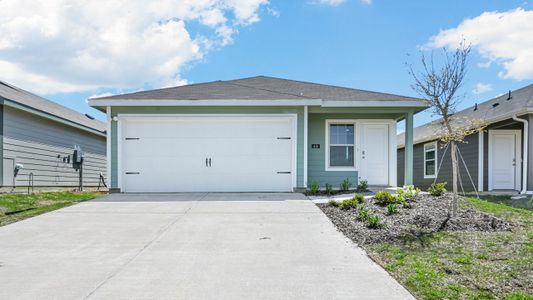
398, 118, 526, 191
307, 114, 358, 188
110, 107, 401, 190
3, 106, 106, 187
397, 134, 479, 191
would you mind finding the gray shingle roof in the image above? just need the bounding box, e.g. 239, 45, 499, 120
93, 75, 424, 103
0, 81, 106, 132
397, 83, 533, 147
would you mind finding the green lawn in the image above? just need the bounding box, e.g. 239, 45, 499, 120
0, 192, 100, 226
367, 197, 533, 300
465, 194, 533, 211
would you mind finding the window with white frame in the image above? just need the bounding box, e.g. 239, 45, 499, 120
327, 122, 355, 169
424, 141, 437, 178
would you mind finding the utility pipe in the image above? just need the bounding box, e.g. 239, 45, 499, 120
512, 115, 528, 194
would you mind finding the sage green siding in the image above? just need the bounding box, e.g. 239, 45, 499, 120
110, 106, 305, 189
109, 107, 408, 191
307, 113, 398, 189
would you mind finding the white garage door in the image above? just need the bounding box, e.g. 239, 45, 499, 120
120, 116, 295, 192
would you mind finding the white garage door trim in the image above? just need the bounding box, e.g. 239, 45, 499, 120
116, 114, 298, 192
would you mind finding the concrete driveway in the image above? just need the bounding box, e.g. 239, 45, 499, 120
0, 193, 413, 300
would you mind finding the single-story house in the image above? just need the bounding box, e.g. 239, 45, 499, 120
397, 84, 533, 194
89, 76, 428, 193
0, 81, 107, 191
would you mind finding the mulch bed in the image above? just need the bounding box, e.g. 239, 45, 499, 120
317, 193, 514, 246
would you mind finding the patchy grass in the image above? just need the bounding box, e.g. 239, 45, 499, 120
465, 194, 533, 211
0, 192, 100, 226
366, 197, 533, 299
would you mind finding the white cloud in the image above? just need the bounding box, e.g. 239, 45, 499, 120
473, 82, 493, 94
311, 0, 347, 6
360, 0, 372, 4
0, 0, 269, 94
427, 8, 533, 81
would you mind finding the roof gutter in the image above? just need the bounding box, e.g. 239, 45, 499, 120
512, 115, 528, 194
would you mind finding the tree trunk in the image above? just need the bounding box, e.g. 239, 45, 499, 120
450, 141, 459, 217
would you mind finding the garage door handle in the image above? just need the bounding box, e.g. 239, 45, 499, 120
206, 158, 208, 167
277, 171, 291, 174
209, 158, 212, 167
125, 172, 140, 175
277, 137, 291, 140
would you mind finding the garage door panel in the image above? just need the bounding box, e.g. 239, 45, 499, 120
121, 116, 294, 192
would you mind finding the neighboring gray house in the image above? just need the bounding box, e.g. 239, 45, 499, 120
397, 84, 533, 194
89, 76, 427, 193
0, 81, 107, 191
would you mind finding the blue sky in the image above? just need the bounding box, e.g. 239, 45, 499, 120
1, 0, 532, 128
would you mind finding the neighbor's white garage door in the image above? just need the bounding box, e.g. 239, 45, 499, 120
120, 116, 295, 192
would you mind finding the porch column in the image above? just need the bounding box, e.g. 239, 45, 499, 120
404, 111, 414, 186
522, 114, 533, 192
303, 106, 308, 188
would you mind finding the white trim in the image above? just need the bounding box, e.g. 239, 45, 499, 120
117, 116, 123, 191
322, 100, 428, 107
116, 114, 298, 192
423, 141, 438, 179
303, 106, 308, 188
478, 130, 484, 192
89, 98, 428, 109
90, 99, 321, 107
488, 129, 522, 191
325, 119, 357, 171
106, 106, 111, 187
390, 121, 397, 187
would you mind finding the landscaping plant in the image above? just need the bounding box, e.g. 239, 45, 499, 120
408, 40, 486, 217
328, 199, 339, 207
397, 185, 420, 202
387, 203, 399, 215
339, 195, 363, 210
366, 214, 383, 229
374, 191, 400, 206
357, 207, 369, 221
309, 181, 320, 195
325, 183, 333, 195
428, 182, 447, 196
357, 179, 369, 192
340, 178, 351, 192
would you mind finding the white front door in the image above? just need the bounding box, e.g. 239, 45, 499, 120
359, 123, 389, 185
489, 130, 521, 190
120, 115, 295, 192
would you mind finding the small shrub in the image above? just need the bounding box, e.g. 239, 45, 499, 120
328, 199, 339, 207
325, 183, 333, 195
387, 203, 399, 215
397, 185, 420, 202
374, 191, 400, 206
309, 181, 320, 195
357, 179, 369, 191
357, 207, 369, 221
340, 178, 352, 191
428, 182, 447, 196
339, 196, 362, 210
367, 214, 383, 229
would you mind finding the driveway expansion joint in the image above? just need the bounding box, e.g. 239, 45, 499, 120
82, 205, 195, 299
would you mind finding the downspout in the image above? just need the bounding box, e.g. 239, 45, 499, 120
512, 115, 528, 194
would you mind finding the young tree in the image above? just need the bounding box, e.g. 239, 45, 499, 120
408, 41, 483, 217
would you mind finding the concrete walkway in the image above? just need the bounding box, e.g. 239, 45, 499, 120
0, 193, 413, 300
